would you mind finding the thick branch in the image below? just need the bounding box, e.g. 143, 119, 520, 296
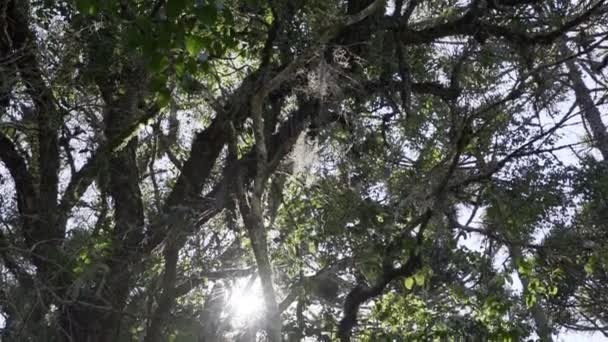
8, 0, 61, 239
400, 0, 604, 45
0, 133, 37, 231
231, 114, 282, 341
566, 59, 608, 160
57, 106, 158, 228
338, 254, 423, 341
337, 210, 432, 341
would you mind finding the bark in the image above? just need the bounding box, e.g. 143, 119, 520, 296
57, 106, 158, 229
337, 210, 432, 341
1, 0, 600, 339
135, 0, 382, 327
141, 98, 319, 341
59, 67, 147, 341
565, 58, 608, 161
142, 71, 263, 342
144, 242, 178, 342
338, 254, 423, 341
0, 2, 70, 339
237, 196, 282, 342
98, 83, 146, 341
1, 5, 71, 337
144, 70, 261, 252
3, 0, 63, 267
337, 117, 469, 340
233, 91, 282, 340
398, 1, 602, 46
0, 134, 37, 232
510, 246, 554, 342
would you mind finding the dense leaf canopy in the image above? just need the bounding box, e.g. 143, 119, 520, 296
1, 0, 608, 341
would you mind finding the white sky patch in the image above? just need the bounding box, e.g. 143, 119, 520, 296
558, 330, 608, 342
455, 203, 486, 253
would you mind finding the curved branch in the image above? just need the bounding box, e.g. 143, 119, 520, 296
337, 211, 432, 341
0, 133, 37, 238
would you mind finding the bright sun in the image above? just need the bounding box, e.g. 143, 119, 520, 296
228, 278, 265, 327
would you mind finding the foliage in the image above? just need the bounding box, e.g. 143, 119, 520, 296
1, 0, 608, 341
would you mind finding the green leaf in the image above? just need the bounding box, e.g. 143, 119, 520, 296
148, 53, 170, 73
185, 35, 204, 57
404, 277, 415, 290
156, 87, 172, 108
308, 240, 317, 254
528, 278, 540, 292
549, 285, 558, 296
175, 60, 186, 77
585, 255, 596, 275
517, 259, 533, 276
263, 7, 274, 25
525, 293, 536, 308
414, 272, 426, 286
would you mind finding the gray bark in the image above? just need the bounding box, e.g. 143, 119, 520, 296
565, 54, 608, 160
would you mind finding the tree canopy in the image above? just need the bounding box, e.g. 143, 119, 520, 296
1, 0, 608, 341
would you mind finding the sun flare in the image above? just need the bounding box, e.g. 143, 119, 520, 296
228, 278, 265, 326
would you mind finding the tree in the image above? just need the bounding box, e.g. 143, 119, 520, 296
1, 0, 608, 341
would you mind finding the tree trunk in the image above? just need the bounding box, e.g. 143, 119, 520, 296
564, 50, 608, 161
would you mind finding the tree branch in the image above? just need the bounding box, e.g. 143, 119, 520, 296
0, 133, 37, 232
